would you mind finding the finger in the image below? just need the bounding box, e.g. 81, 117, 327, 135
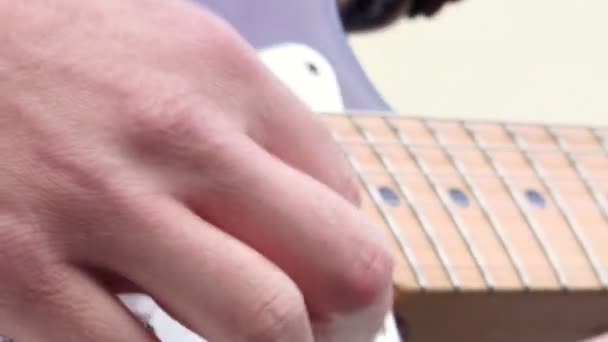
91, 196, 314, 342
184, 136, 394, 322
2, 265, 153, 342
245, 76, 361, 205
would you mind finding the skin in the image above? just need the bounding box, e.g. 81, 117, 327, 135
0, 0, 394, 341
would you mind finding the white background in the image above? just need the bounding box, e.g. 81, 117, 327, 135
351, 0, 608, 125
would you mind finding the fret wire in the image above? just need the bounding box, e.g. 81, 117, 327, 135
462, 122, 568, 289
505, 125, 608, 287
592, 128, 608, 154
420, 121, 496, 290
347, 117, 430, 290
328, 129, 428, 290
547, 127, 608, 274
383, 117, 461, 290
341, 140, 604, 155
425, 122, 530, 289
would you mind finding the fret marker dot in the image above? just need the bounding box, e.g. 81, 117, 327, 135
378, 186, 400, 206
525, 189, 546, 209
449, 188, 470, 208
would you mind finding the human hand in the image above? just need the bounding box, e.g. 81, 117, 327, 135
0, 0, 393, 341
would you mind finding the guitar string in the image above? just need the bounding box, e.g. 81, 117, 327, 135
347, 117, 434, 289
343, 161, 607, 216
329, 118, 606, 181
592, 128, 608, 153
328, 116, 606, 284
461, 121, 568, 288
334, 114, 606, 157
382, 116, 462, 289
344, 151, 606, 208
347, 116, 443, 290
328, 127, 430, 290
335, 128, 606, 202
504, 124, 608, 288
338, 142, 605, 181
412, 119, 495, 289
425, 120, 529, 289
547, 126, 608, 279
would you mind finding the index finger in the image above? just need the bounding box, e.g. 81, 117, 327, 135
244, 73, 361, 206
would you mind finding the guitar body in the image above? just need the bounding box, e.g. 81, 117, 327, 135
124, 1, 608, 341
198, 0, 391, 112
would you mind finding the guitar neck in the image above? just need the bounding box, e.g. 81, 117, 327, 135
321, 112, 608, 293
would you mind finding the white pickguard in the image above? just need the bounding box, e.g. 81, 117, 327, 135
122, 43, 402, 342
259, 43, 345, 113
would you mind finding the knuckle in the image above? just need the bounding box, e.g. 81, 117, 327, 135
123, 84, 243, 172
125, 87, 204, 145
339, 241, 394, 311
246, 286, 309, 341
128, 91, 227, 147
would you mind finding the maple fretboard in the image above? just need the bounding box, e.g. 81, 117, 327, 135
322, 112, 608, 293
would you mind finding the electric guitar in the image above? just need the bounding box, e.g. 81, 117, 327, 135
126, 1, 608, 341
